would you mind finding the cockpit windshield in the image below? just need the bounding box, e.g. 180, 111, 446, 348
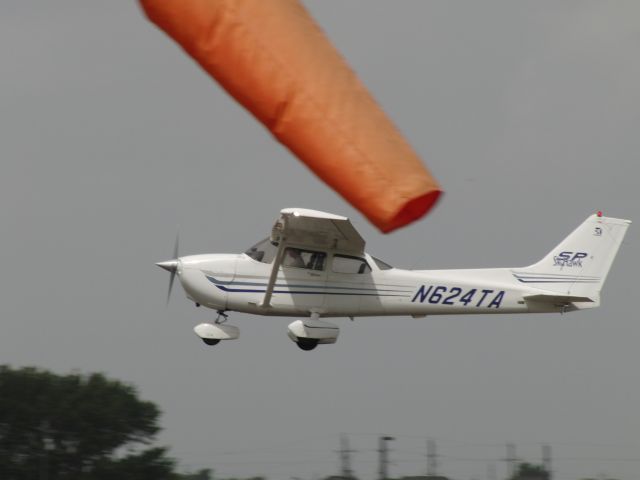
372, 256, 393, 270
244, 238, 278, 264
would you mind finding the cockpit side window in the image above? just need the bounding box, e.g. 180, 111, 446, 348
282, 247, 326, 271
244, 238, 278, 264
332, 254, 371, 274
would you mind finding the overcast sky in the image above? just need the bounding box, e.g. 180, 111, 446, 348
1, 2, 639, 479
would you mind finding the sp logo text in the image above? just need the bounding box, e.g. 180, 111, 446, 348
553, 251, 587, 268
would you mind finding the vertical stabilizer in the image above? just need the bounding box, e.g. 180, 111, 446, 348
512, 214, 631, 299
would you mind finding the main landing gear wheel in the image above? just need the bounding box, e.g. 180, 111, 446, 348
296, 338, 319, 351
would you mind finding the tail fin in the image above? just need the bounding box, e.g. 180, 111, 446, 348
513, 214, 631, 300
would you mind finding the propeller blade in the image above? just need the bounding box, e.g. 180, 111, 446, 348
169, 231, 179, 304
157, 231, 180, 305
167, 269, 176, 305
172, 232, 179, 261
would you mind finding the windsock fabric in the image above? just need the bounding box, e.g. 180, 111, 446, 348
140, 0, 442, 232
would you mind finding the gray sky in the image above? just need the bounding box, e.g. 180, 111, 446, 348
1, 1, 639, 479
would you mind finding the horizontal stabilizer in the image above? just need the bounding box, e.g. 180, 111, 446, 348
524, 294, 594, 305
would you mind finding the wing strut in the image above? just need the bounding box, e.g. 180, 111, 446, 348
260, 243, 285, 308
261, 216, 289, 308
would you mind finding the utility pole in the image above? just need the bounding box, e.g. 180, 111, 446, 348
542, 444, 552, 480
378, 435, 395, 480
426, 438, 438, 477
338, 433, 355, 479
505, 443, 517, 479
487, 462, 497, 480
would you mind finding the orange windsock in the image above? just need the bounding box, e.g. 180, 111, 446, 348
140, 0, 442, 232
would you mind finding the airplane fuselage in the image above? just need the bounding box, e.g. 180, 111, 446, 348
177, 252, 568, 318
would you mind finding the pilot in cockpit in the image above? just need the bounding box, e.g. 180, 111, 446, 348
284, 248, 306, 268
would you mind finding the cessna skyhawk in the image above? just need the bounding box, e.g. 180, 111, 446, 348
157, 208, 630, 351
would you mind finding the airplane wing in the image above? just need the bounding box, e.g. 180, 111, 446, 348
261, 208, 365, 308
271, 208, 365, 255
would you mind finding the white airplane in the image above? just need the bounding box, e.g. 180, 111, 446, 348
157, 208, 630, 351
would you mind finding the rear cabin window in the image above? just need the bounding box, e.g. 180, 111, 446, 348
332, 254, 371, 274
282, 247, 326, 271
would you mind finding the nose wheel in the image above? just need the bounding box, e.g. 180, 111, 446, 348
194, 311, 239, 346
296, 338, 319, 351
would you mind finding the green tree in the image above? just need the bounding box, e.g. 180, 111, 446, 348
174, 472, 267, 480
0, 365, 176, 480
175, 469, 213, 480
579, 478, 619, 480
510, 462, 550, 480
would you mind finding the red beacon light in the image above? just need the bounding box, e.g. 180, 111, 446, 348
597, 211, 603, 217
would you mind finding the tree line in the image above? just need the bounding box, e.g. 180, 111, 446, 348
0, 365, 259, 480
